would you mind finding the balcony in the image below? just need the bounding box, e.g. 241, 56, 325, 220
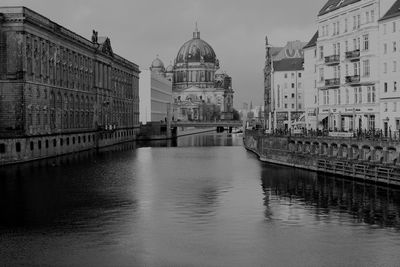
324, 55, 340, 65
345, 50, 360, 61
324, 78, 340, 88
345, 75, 361, 86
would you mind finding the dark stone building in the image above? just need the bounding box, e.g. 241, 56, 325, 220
0, 7, 140, 164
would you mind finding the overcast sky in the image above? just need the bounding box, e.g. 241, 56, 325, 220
3, 0, 324, 108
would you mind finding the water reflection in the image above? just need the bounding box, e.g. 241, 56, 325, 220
0, 132, 400, 266
260, 165, 400, 229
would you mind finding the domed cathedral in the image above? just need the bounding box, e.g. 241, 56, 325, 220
171, 26, 234, 121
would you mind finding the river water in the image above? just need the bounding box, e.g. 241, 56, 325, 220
1, 132, 400, 266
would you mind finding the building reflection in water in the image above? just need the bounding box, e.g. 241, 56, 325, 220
260, 164, 400, 229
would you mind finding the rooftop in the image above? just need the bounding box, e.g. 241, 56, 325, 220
273, 58, 304, 72
318, 0, 361, 16
303, 31, 318, 49
379, 0, 400, 22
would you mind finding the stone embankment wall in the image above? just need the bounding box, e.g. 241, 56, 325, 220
244, 130, 400, 187
0, 127, 140, 166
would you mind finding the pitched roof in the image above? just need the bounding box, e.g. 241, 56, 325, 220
303, 31, 319, 49
318, 0, 361, 16
379, 0, 400, 22
273, 58, 304, 72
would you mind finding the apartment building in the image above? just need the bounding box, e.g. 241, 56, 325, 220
379, 0, 400, 136
314, 0, 383, 131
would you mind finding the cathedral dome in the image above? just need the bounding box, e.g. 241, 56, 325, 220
175, 28, 216, 64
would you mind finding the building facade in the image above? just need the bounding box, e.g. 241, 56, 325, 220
272, 58, 305, 129
170, 27, 234, 121
378, 0, 400, 136
264, 40, 306, 130
303, 32, 319, 130
139, 58, 173, 124
308, 0, 395, 132
0, 7, 140, 164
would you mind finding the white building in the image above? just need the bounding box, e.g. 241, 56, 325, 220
312, 0, 387, 132
139, 58, 173, 124
303, 32, 319, 130
272, 58, 305, 129
378, 0, 400, 136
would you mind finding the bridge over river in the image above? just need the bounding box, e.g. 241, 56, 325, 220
171, 120, 242, 130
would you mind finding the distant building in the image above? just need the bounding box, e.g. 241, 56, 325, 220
139, 58, 173, 124
264, 40, 306, 130
379, 0, 400, 135
303, 32, 319, 130
0, 7, 140, 164
170, 26, 234, 121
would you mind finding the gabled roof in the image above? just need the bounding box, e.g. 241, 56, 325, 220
303, 31, 319, 49
318, 0, 361, 16
379, 0, 400, 22
273, 58, 304, 72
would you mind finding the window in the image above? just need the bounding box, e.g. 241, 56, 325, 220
45, 139, 49, 148
394, 102, 397, 112
284, 103, 287, 108
395, 81, 397, 92
30, 141, 34, 151
363, 34, 369, 50
291, 104, 294, 109
393, 21, 396, 32
345, 18, 348, 32
384, 43, 388, 54
16, 142, 21, 153
354, 88, 358, 104
334, 89, 338, 105
284, 73, 288, 79
53, 139, 56, 147
369, 115, 375, 130
372, 86, 376, 102
354, 62, 359, 76
346, 88, 349, 104
291, 93, 295, 98
384, 102, 388, 112
0, 144, 5, 154
338, 89, 341, 105
366, 11, 370, 23
394, 61, 397, 72
384, 82, 388, 92
291, 83, 295, 89
384, 62, 388, 73
357, 15, 360, 29
38, 140, 41, 150
394, 42, 397, 52
371, 10, 375, 22
363, 60, 370, 77
358, 87, 362, 103
367, 87, 371, 103
291, 73, 294, 78
319, 46, 324, 59
319, 68, 324, 82
298, 73, 302, 78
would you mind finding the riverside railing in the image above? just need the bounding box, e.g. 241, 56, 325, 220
258, 128, 400, 142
